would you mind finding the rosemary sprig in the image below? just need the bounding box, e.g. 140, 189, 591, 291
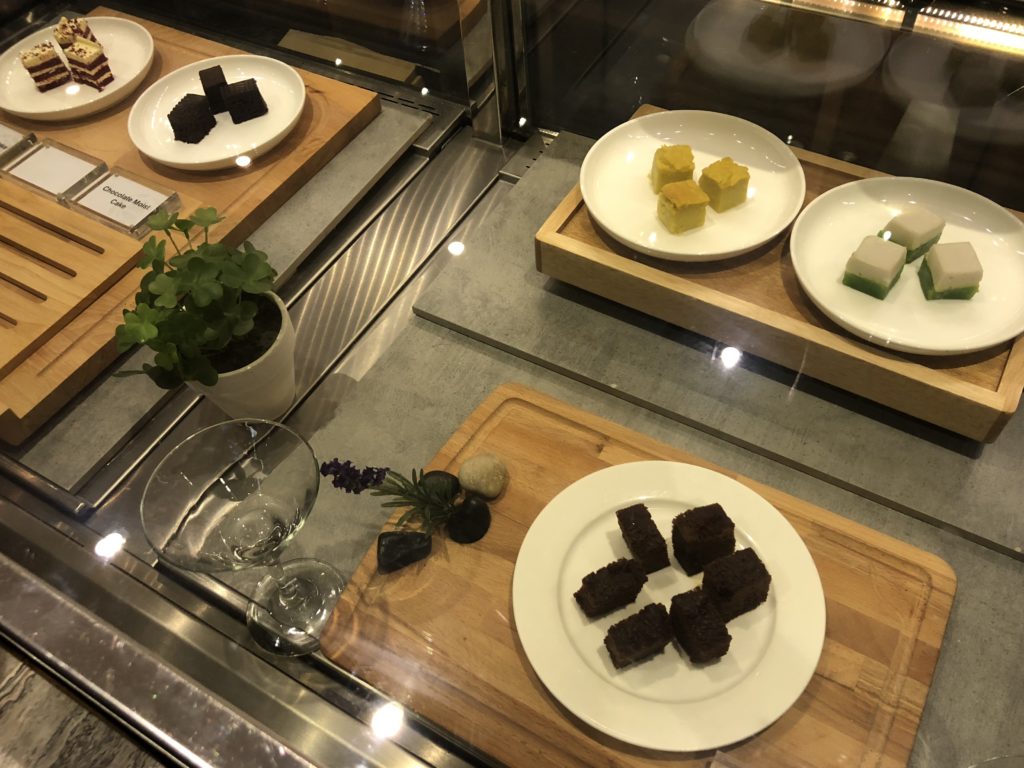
370, 469, 459, 534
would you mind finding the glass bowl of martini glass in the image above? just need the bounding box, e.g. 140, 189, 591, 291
141, 418, 342, 655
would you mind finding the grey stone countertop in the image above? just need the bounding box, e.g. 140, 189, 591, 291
247, 315, 1022, 768
9, 101, 429, 492
412, 132, 1024, 557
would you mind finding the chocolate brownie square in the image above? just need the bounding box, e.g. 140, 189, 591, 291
703, 548, 772, 621
199, 65, 228, 113
168, 93, 216, 144
573, 558, 647, 618
672, 503, 735, 575
616, 503, 669, 573
670, 587, 731, 664
604, 603, 672, 669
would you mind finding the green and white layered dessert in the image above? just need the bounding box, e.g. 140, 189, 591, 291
918, 242, 983, 300
842, 235, 908, 300
882, 208, 945, 263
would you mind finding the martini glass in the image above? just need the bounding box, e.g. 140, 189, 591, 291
141, 418, 342, 655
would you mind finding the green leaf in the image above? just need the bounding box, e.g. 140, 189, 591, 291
190, 207, 223, 229
142, 362, 184, 390
146, 210, 177, 232
173, 219, 196, 238
149, 273, 179, 309
232, 317, 254, 336
139, 237, 166, 269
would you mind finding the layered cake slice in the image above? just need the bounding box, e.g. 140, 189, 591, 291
842, 235, 907, 300
918, 242, 983, 300
604, 603, 673, 669
670, 587, 731, 664
702, 547, 772, 622
698, 157, 750, 213
199, 65, 229, 113
616, 503, 669, 573
65, 38, 114, 91
671, 502, 735, 575
223, 78, 268, 124
650, 144, 694, 193
19, 42, 72, 92
54, 16, 97, 49
168, 93, 217, 144
883, 208, 945, 263
573, 558, 647, 618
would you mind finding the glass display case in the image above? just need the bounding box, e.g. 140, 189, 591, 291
2, 1, 1024, 767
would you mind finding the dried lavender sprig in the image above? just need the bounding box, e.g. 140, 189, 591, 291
320, 459, 389, 494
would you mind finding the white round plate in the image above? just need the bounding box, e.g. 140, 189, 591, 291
512, 461, 825, 752
686, 0, 888, 98
790, 177, 1024, 355
128, 55, 306, 171
0, 18, 154, 122
580, 110, 806, 262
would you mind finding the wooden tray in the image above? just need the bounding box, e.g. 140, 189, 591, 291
321, 383, 956, 768
0, 179, 141, 378
535, 105, 1024, 442
0, 7, 381, 446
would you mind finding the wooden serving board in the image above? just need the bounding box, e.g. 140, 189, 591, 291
0, 7, 380, 445
0, 178, 141, 378
535, 104, 1024, 443
321, 383, 956, 768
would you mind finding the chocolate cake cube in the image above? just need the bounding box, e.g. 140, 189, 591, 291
604, 603, 672, 669
616, 503, 669, 573
672, 503, 735, 575
223, 78, 268, 124
703, 548, 772, 622
573, 558, 647, 618
168, 93, 217, 144
670, 587, 731, 664
199, 65, 228, 113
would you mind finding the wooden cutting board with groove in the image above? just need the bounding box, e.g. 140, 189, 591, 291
320, 383, 956, 768
0, 7, 380, 445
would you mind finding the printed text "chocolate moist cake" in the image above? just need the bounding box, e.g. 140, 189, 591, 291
65, 38, 114, 91
616, 503, 670, 573
19, 42, 72, 92
573, 558, 647, 618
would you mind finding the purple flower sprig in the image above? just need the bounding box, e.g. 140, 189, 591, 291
320, 459, 389, 494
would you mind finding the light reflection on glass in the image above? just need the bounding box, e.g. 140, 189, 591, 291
421, 86, 430, 96
370, 702, 405, 739
447, 240, 465, 256
65, 83, 81, 96
235, 155, 252, 168
334, 57, 343, 66
94, 532, 126, 559
719, 346, 742, 369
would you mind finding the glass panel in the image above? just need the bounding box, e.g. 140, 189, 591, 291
524, 0, 1024, 209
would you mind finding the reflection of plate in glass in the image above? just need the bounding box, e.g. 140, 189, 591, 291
686, 0, 888, 97
128, 55, 306, 171
580, 110, 805, 262
0, 17, 154, 122
883, 35, 1024, 145
790, 177, 1024, 355
512, 461, 825, 752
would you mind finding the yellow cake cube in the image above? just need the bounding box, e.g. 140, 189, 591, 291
699, 157, 750, 212
650, 145, 695, 192
657, 180, 709, 234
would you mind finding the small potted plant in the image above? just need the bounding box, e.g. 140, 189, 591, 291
115, 207, 297, 419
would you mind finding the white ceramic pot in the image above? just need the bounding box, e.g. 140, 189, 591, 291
188, 292, 297, 420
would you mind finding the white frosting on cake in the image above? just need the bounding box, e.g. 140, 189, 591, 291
846, 235, 906, 285
925, 242, 983, 292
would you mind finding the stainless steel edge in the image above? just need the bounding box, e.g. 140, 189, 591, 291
0, 486, 429, 768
